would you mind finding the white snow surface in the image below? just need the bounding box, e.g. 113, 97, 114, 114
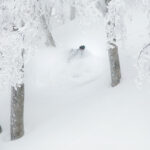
1, 14, 150, 150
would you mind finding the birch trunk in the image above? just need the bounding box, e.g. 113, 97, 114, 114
41, 15, 56, 47
11, 84, 24, 140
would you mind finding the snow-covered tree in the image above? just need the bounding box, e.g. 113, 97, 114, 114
105, 0, 125, 87
136, 44, 150, 86
135, 0, 150, 86
38, 0, 57, 47
96, 0, 108, 16
10, 0, 40, 140
0, 0, 59, 140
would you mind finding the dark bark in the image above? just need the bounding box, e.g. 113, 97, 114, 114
108, 43, 121, 87
11, 84, 24, 140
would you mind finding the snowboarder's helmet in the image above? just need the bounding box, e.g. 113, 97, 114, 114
79, 45, 85, 50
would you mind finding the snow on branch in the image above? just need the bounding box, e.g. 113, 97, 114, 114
105, 0, 126, 48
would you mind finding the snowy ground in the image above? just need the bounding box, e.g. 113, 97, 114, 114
1, 14, 150, 150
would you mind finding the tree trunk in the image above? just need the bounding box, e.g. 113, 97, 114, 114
0, 126, 2, 133
11, 84, 24, 140
106, 0, 121, 87
70, 5, 76, 20
41, 15, 56, 47
108, 43, 121, 87
105, 0, 111, 6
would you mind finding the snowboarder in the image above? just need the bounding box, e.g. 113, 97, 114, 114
68, 45, 86, 61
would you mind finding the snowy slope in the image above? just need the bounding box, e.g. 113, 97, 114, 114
1, 14, 150, 150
